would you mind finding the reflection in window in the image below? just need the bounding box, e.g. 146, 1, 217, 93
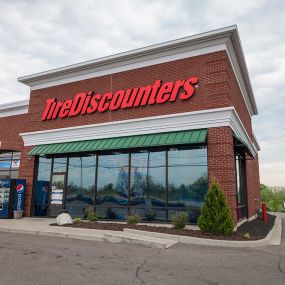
66, 156, 96, 217
32, 145, 209, 223
235, 154, 247, 220
53, 157, 67, 173
34, 157, 52, 216
0, 151, 21, 179
96, 153, 129, 219
168, 147, 208, 222
130, 151, 166, 221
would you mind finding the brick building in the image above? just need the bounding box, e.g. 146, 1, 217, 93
0, 26, 260, 224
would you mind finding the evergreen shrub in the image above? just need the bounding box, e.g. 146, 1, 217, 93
198, 178, 234, 235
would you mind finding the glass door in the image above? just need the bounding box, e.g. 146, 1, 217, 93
49, 173, 66, 217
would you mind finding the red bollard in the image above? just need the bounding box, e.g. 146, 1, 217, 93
262, 202, 267, 223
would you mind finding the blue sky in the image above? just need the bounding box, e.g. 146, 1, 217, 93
0, 0, 284, 186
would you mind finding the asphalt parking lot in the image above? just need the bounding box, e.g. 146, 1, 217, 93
0, 218, 284, 285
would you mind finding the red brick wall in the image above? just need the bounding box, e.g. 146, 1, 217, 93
18, 146, 35, 216
207, 127, 237, 222
27, 51, 231, 132
246, 154, 261, 218
0, 114, 27, 151
226, 58, 260, 218
227, 59, 253, 139
0, 114, 35, 216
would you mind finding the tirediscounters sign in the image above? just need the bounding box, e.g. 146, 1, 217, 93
13, 179, 26, 212
41, 77, 198, 121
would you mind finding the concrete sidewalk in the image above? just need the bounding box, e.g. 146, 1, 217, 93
0, 218, 111, 241
0, 218, 177, 249
0, 216, 282, 248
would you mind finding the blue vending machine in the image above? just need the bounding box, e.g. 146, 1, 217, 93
0, 179, 26, 218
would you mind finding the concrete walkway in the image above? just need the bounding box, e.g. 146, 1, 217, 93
0, 218, 177, 248
0, 216, 282, 248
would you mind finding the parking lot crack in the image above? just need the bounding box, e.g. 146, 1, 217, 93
278, 256, 285, 274
135, 249, 161, 284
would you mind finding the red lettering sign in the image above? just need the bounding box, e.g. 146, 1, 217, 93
41, 77, 198, 121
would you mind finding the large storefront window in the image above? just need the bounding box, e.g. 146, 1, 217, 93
168, 147, 208, 222
66, 156, 96, 217
96, 153, 129, 219
130, 150, 166, 221
32, 145, 208, 223
0, 151, 21, 179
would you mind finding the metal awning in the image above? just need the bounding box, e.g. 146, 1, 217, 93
28, 129, 207, 156
233, 133, 254, 158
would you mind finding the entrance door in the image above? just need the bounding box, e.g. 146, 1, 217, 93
49, 173, 66, 217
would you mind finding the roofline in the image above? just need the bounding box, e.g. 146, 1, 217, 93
230, 27, 258, 115
253, 133, 261, 151
18, 25, 258, 115
18, 26, 238, 82
0, 99, 29, 118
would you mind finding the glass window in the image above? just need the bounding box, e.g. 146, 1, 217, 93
0, 151, 21, 179
66, 156, 96, 217
0, 160, 11, 170
34, 157, 52, 216
53, 157, 67, 173
235, 154, 247, 220
0, 170, 10, 179
0, 152, 13, 160
10, 170, 19, 179
168, 147, 208, 223
96, 153, 129, 220
130, 150, 166, 221
236, 157, 241, 205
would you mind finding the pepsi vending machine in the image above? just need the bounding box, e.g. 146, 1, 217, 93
0, 179, 26, 218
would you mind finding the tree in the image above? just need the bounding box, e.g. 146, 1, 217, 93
116, 166, 128, 196
132, 167, 146, 197
260, 184, 285, 212
198, 178, 234, 235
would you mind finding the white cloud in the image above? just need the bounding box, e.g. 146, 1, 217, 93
0, 0, 284, 186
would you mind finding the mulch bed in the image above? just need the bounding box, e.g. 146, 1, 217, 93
52, 214, 276, 241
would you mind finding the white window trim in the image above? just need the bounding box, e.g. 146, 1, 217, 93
20, 106, 258, 157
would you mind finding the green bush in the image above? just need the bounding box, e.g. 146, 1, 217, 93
73, 217, 82, 224
261, 184, 285, 212
198, 178, 234, 235
126, 214, 141, 225
84, 208, 98, 222
172, 212, 188, 229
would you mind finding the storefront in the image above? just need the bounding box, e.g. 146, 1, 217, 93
0, 26, 261, 223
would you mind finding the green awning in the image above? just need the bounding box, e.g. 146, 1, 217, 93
28, 129, 207, 156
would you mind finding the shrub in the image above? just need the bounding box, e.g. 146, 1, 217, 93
172, 212, 188, 229
73, 217, 82, 224
84, 208, 98, 222
198, 178, 234, 235
126, 214, 141, 225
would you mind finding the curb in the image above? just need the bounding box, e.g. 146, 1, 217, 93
0, 227, 106, 242
0, 216, 282, 248
123, 216, 282, 248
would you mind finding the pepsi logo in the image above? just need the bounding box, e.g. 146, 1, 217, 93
16, 184, 24, 193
